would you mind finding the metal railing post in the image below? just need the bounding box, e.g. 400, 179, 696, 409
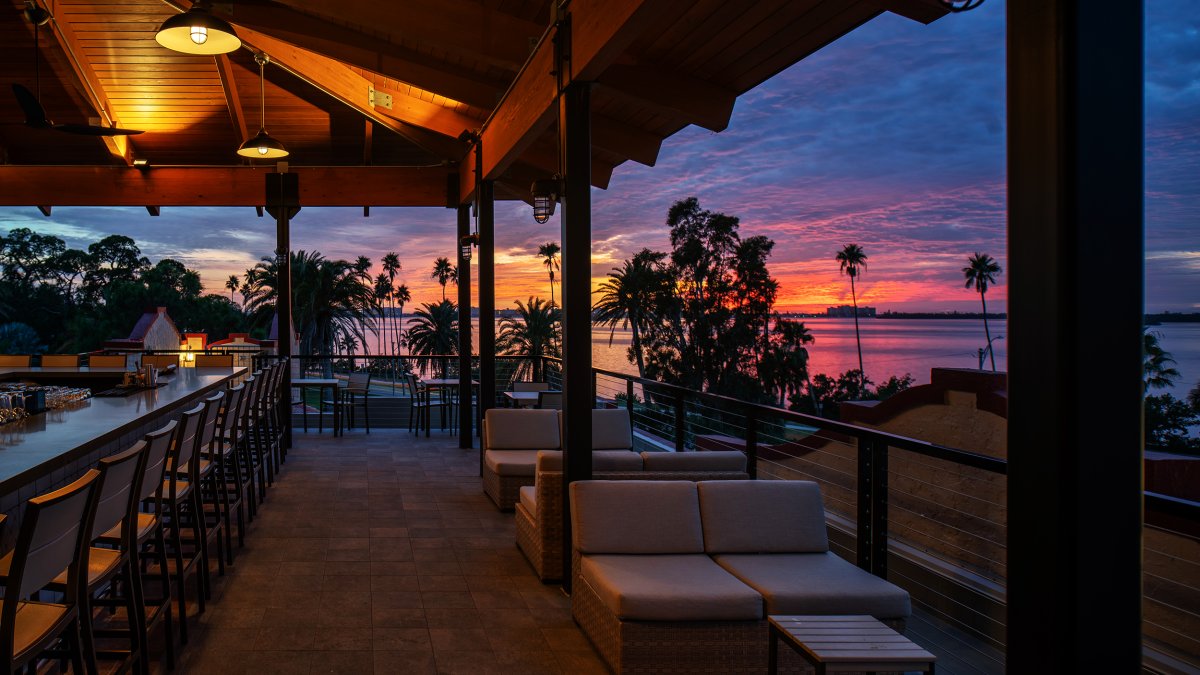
856, 437, 888, 577
745, 409, 758, 479
625, 380, 634, 412
674, 393, 686, 452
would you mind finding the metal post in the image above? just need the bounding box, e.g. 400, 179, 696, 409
674, 393, 686, 452
559, 78, 593, 594
1007, 2, 1143, 670
745, 409, 758, 480
457, 203, 473, 447
478, 177, 495, 432
626, 380, 634, 412
266, 171, 297, 449
856, 437, 887, 577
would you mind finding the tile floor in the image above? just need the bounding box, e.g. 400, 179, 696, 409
174, 429, 609, 675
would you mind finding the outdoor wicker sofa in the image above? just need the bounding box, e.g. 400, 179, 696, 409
516, 445, 749, 582
569, 480, 911, 675
482, 408, 561, 509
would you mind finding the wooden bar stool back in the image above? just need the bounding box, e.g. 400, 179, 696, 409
88, 354, 128, 368
162, 403, 206, 645
40, 354, 80, 367
194, 354, 233, 368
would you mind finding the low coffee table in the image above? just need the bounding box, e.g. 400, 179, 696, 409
768, 615, 936, 674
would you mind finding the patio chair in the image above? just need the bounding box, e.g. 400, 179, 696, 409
0, 469, 100, 675
329, 372, 372, 433
513, 381, 551, 392
536, 391, 563, 410
141, 354, 180, 369
194, 354, 234, 367
40, 354, 80, 367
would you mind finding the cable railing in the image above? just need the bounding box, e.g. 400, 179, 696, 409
156, 349, 1197, 671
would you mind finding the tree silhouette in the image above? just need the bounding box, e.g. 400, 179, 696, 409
498, 297, 561, 381
537, 242, 560, 306
963, 252, 1002, 371
431, 257, 454, 301
225, 274, 240, 301
835, 243, 868, 395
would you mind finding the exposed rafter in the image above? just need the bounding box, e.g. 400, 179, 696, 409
43, 3, 133, 165
205, 0, 507, 109
599, 64, 737, 132
235, 27, 476, 160
270, 0, 545, 71
460, 0, 676, 203
214, 54, 250, 147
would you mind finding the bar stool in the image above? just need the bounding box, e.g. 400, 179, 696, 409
40, 354, 80, 367
0, 470, 100, 675
209, 383, 247, 557
190, 392, 227, 586
48, 442, 147, 675
99, 423, 178, 673
161, 403, 207, 644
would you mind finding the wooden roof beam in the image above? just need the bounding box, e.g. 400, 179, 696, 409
235, 28, 477, 160
44, 3, 133, 165
464, 0, 676, 203
272, 0, 544, 71
0, 166, 454, 207
215, 54, 251, 148
599, 64, 737, 132
206, 0, 506, 109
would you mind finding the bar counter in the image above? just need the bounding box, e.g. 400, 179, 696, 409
0, 365, 244, 498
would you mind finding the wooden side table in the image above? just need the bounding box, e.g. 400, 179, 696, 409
768, 615, 936, 675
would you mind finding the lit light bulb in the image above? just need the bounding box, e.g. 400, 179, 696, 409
190, 25, 208, 45
258, 145, 269, 156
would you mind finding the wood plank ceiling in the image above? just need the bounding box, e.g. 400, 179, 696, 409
0, 0, 946, 202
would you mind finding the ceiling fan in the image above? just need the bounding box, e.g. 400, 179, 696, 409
11, 1, 144, 136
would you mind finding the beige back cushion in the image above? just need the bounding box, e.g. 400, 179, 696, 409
698, 480, 828, 553
570, 480, 703, 554
591, 409, 634, 450
485, 409, 560, 450
537, 449, 642, 472
641, 450, 747, 472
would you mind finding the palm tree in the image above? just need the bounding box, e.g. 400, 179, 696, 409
498, 297, 561, 382
393, 284, 411, 354
243, 250, 379, 357
381, 252, 401, 355
963, 252, 1002, 371
760, 318, 815, 408
1144, 330, 1181, 391
224, 274, 240, 301
373, 273, 392, 355
592, 250, 667, 378
835, 243, 868, 395
405, 299, 458, 377
537, 242, 560, 306
431, 257, 454, 301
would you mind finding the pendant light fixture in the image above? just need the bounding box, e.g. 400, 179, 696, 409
238, 53, 289, 159
155, 1, 241, 55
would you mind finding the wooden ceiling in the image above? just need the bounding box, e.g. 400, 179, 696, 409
0, 0, 947, 206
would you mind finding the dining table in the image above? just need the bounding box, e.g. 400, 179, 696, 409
418, 378, 478, 437
290, 378, 343, 436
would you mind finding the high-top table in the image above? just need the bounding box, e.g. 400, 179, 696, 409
0, 366, 244, 548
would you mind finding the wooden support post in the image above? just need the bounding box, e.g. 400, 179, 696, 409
267, 171, 299, 449
478, 173, 496, 434
457, 203, 473, 447
559, 80, 594, 595
1007, 1, 1143, 670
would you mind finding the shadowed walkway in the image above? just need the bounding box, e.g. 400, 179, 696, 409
175, 429, 607, 674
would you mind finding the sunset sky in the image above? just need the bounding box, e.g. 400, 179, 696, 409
1, 1, 1196, 314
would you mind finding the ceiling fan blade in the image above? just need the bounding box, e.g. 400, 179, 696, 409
11, 83, 52, 127
53, 123, 145, 136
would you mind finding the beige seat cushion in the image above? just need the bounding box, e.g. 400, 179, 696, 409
581, 554, 762, 621
485, 409, 560, 450
519, 485, 537, 514
484, 450, 541, 477
13, 601, 69, 659
714, 552, 911, 619
698, 480, 828, 553
641, 450, 747, 472
591, 409, 634, 450
537, 449, 642, 472
570, 481, 703, 554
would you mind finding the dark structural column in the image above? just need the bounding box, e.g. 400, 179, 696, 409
1007, 1, 1143, 671
478, 176, 496, 436
457, 203, 473, 447
559, 79, 594, 594
266, 170, 298, 449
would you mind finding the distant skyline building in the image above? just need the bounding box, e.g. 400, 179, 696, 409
826, 305, 876, 318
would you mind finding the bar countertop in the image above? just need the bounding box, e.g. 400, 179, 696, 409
0, 366, 244, 492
